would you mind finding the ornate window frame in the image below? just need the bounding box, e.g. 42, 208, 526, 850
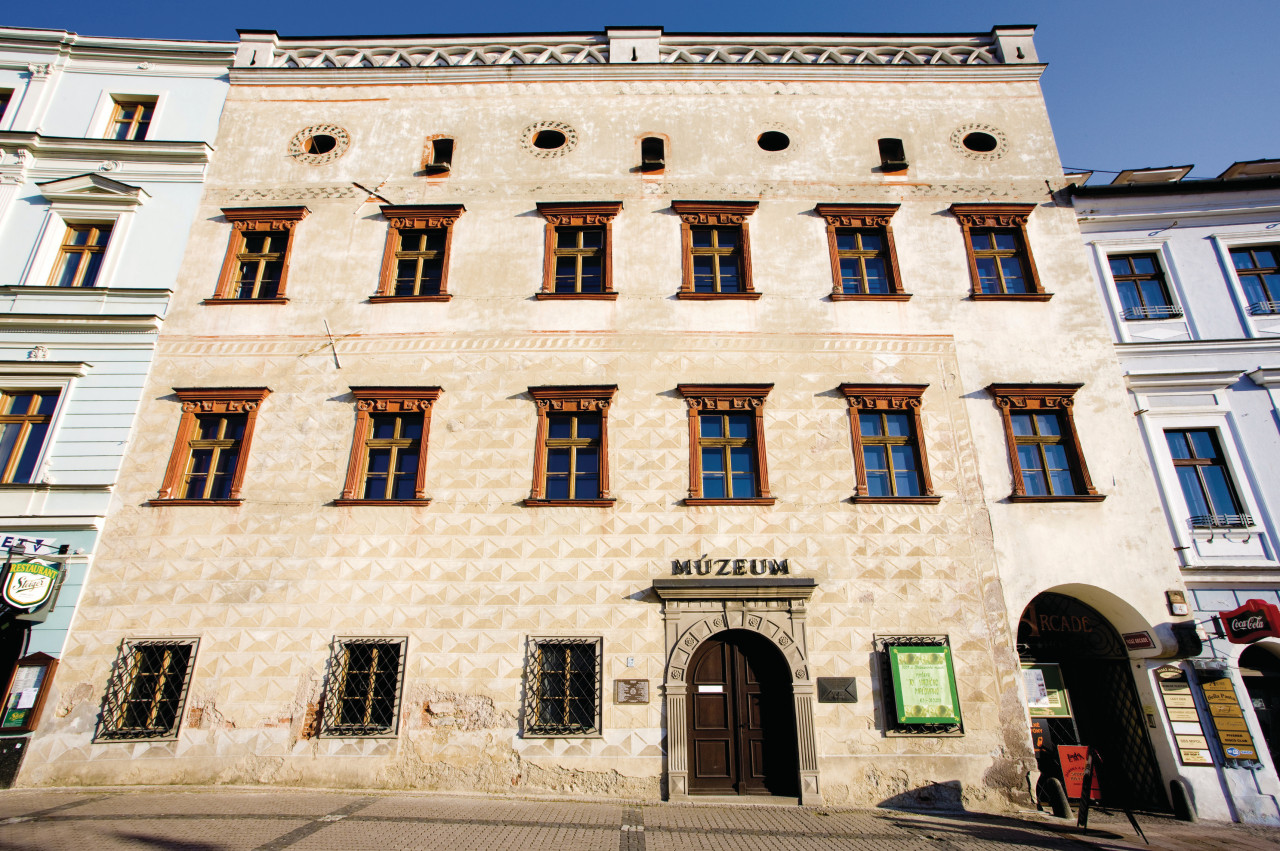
208, 206, 310, 304
525, 385, 616, 506
18, 174, 147, 290
839, 384, 939, 503
987, 383, 1103, 502
535, 202, 622, 300
151, 387, 270, 506
677, 384, 774, 505
372, 204, 464, 302
951, 203, 1048, 301
336, 387, 442, 505
672, 201, 760, 300
815, 204, 908, 301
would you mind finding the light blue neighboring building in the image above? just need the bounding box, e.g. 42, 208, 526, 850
0, 26, 233, 755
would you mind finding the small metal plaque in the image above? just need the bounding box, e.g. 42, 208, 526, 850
817, 677, 858, 703
615, 679, 649, 704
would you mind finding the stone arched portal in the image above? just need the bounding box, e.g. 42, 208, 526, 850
652, 577, 820, 804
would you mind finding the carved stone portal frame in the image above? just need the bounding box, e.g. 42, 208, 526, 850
652, 577, 822, 805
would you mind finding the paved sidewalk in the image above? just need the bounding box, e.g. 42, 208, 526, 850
0, 787, 1277, 851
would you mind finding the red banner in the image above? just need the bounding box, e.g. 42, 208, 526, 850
1220, 599, 1280, 645
1058, 745, 1101, 800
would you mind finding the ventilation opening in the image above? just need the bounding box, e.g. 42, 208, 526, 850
963, 132, 998, 153
877, 137, 908, 171
640, 136, 665, 172
533, 130, 567, 150
757, 131, 790, 152
303, 134, 337, 155
423, 137, 454, 175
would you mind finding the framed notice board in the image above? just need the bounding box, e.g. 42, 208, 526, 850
887, 645, 962, 725
1, 653, 57, 734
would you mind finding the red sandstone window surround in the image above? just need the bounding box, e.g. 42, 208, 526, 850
950, 203, 1048, 301
677, 384, 774, 505
987, 383, 1103, 502
535, 202, 623, 299
152, 387, 270, 505
839, 384, 939, 503
372, 205, 464, 302
525, 385, 617, 506
672, 201, 760, 300
336, 387, 443, 505
208, 207, 309, 304
816, 204, 908, 300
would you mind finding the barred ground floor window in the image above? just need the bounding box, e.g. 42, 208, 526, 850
96, 638, 198, 741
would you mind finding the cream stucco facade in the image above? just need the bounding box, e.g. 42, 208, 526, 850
19, 27, 1194, 812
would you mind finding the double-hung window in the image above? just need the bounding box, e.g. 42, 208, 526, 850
49, 223, 113, 288
374, 205, 464, 301
1230, 245, 1280, 316
338, 388, 441, 504
1109, 253, 1180, 319
1165, 429, 1249, 527
988, 384, 1103, 501
525, 637, 602, 737
210, 207, 309, 303
673, 201, 759, 299
840, 385, 938, 502
0, 390, 60, 484
677, 384, 774, 505
153, 388, 270, 505
951, 204, 1048, 300
108, 98, 154, 141
97, 638, 198, 741
816, 204, 908, 300
535, 202, 622, 299
321, 637, 407, 737
525, 386, 616, 505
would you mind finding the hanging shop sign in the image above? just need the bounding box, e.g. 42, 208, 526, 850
1022, 663, 1072, 718
1, 562, 61, 610
1219, 599, 1280, 645
1, 653, 58, 733
1200, 676, 1260, 760
888, 646, 962, 725
670, 557, 790, 576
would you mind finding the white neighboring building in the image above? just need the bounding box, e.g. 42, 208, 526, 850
1074, 161, 1280, 823
0, 26, 233, 778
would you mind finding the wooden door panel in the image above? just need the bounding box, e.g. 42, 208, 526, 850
695, 740, 732, 779
694, 693, 729, 729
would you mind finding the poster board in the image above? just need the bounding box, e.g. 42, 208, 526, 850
887, 645, 962, 725
1, 653, 57, 734
1022, 663, 1072, 718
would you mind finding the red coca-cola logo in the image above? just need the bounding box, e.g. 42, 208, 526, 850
1221, 599, 1280, 645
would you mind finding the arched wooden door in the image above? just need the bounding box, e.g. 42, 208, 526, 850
687, 629, 798, 796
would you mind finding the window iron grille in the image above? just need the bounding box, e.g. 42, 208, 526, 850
1190, 513, 1253, 529
524, 637, 602, 737
320, 637, 407, 737
96, 638, 198, 740
1249, 301, 1280, 316
873, 634, 962, 735
1123, 304, 1183, 320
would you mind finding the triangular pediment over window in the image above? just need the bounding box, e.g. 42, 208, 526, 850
35, 173, 149, 206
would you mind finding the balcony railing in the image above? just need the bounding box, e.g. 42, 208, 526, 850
1248, 301, 1280, 316
1190, 513, 1253, 529
1122, 304, 1183, 320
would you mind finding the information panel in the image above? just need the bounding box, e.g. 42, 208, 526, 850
1022, 663, 1072, 718
1200, 676, 1259, 761
888, 645, 962, 725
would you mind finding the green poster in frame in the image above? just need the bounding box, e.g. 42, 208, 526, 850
888, 645, 962, 725
1022, 663, 1073, 718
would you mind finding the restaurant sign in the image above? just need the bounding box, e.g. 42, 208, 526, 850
1220, 599, 1280, 645
1, 562, 61, 610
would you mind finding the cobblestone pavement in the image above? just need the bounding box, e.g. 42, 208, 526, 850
1, 788, 1278, 851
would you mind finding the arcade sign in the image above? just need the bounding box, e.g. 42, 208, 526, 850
1219, 599, 1280, 645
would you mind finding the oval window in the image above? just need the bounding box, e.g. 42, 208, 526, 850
533, 130, 567, 150
757, 131, 790, 152
962, 132, 999, 153
303, 134, 337, 155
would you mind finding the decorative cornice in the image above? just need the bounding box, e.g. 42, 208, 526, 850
378, 204, 464, 229
535, 201, 623, 226
987, 383, 1082, 409
528, 385, 617, 412
672, 200, 758, 226
221, 205, 310, 231
1125, 370, 1244, 394
949, 202, 1035, 228
815, 203, 900, 228
0, 360, 90, 377
174, 387, 270, 414
838, 383, 926, 409
0, 313, 161, 333
677, 383, 772, 411
652, 577, 816, 601
0, 132, 213, 166
1249, 367, 1280, 389
350, 386, 442, 411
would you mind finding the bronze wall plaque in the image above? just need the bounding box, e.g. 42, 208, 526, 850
615, 679, 649, 704
817, 677, 858, 703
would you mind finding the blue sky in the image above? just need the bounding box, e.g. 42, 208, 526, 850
6, 0, 1278, 183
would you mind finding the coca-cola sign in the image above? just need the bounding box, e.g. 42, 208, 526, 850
1220, 599, 1280, 645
